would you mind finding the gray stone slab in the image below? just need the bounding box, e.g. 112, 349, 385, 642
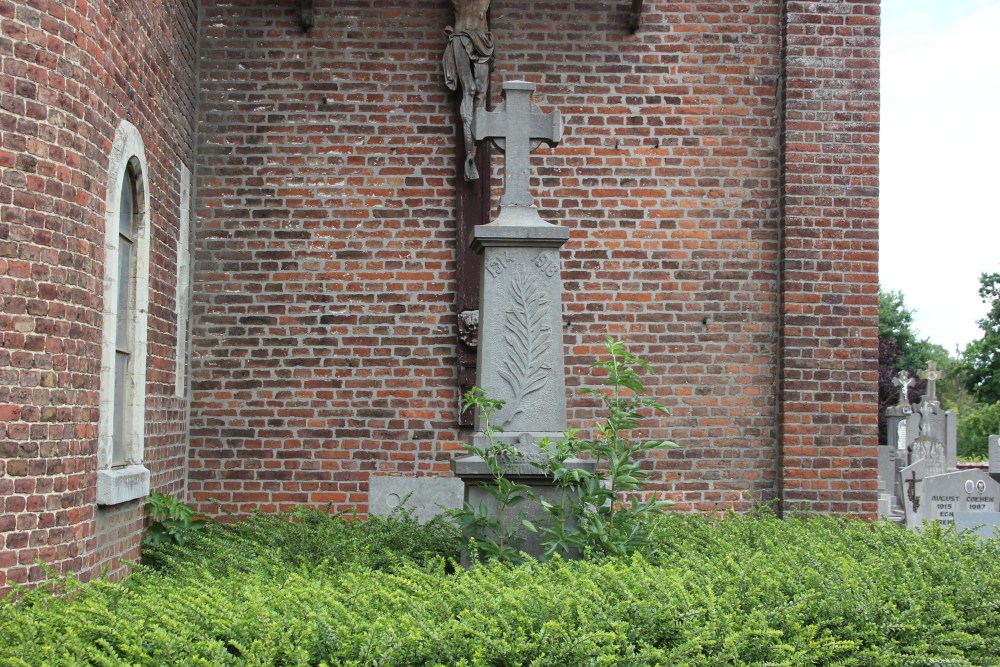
898, 458, 926, 530
367, 476, 464, 523
470, 240, 568, 450
917, 469, 1000, 530
953, 511, 1000, 541
878, 441, 897, 497
96, 464, 150, 506
989, 435, 1000, 484
946, 410, 958, 471
905, 402, 955, 474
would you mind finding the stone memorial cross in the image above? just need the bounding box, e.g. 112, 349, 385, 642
473, 80, 561, 208
919, 360, 944, 403
892, 370, 914, 408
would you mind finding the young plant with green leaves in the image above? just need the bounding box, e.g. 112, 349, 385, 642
536, 336, 677, 559
449, 387, 531, 564
142, 492, 208, 553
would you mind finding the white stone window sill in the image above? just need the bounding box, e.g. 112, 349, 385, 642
96, 465, 151, 506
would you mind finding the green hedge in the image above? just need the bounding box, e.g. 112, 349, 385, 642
2, 512, 999, 666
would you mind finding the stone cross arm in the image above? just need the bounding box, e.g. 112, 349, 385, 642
473, 80, 561, 208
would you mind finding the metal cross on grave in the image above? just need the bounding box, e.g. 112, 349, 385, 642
473, 80, 561, 208
919, 360, 944, 403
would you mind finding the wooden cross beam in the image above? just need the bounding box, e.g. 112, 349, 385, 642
298, 0, 314, 31
630, 0, 644, 32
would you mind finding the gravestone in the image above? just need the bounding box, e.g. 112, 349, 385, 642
451, 80, 592, 557
898, 458, 926, 530
905, 363, 956, 474
990, 435, 1000, 484
911, 400, 948, 476
916, 469, 1000, 530
881, 402, 909, 521
954, 511, 1000, 541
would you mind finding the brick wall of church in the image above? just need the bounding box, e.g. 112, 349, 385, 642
0, 0, 878, 593
0, 0, 198, 594
779, 1, 880, 513
191, 0, 877, 520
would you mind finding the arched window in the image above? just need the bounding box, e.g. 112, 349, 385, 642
112, 165, 137, 466
97, 121, 151, 505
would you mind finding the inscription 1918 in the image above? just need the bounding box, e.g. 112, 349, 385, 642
533, 251, 558, 277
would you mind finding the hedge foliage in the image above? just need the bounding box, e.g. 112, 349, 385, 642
2, 511, 999, 666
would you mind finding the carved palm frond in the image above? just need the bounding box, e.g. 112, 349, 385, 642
498, 268, 552, 426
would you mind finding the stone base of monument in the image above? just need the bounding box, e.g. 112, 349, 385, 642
452, 453, 595, 561
367, 475, 464, 523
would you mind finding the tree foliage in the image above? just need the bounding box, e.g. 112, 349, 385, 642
961, 272, 1000, 404
877, 287, 954, 446
878, 288, 950, 379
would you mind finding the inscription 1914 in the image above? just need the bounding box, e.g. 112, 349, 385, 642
486, 250, 515, 278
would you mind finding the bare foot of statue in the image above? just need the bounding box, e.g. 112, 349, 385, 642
465, 155, 479, 181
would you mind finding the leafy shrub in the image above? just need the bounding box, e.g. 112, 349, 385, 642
145, 505, 462, 575
3, 513, 999, 666
140, 492, 209, 567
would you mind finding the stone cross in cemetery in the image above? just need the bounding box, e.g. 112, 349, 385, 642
892, 370, 914, 410
466, 80, 565, 441
453, 80, 590, 556
919, 360, 943, 402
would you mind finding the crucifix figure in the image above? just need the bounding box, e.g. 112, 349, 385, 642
473, 80, 561, 210
442, 0, 494, 181
919, 360, 944, 403
892, 370, 914, 409
444, 1, 494, 423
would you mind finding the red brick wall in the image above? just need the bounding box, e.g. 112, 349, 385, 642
0, 0, 879, 591
0, 0, 198, 595
191, 0, 862, 518
779, 0, 880, 515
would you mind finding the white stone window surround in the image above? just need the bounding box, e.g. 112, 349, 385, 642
174, 165, 192, 399
97, 120, 151, 505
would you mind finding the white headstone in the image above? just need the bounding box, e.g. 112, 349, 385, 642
953, 511, 1000, 541
917, 469, 1000, 529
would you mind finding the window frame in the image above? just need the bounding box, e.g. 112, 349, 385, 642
97, 120, 151, 506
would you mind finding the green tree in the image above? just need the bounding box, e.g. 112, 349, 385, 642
879, 288, 946, 375
955, 401, 1000, 460
961, 272, 1000, 404
877, 287, 963, 448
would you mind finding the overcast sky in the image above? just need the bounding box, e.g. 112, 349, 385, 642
880, 0, 1000, 355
